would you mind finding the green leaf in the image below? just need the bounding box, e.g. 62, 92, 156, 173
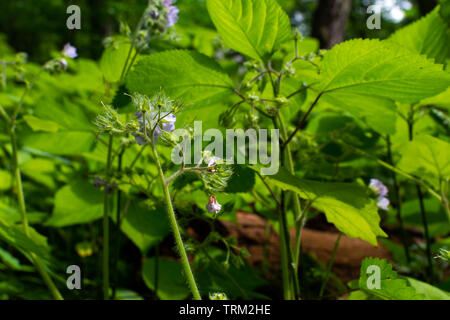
46, 180, 103, 227
358, 258, 424, 300
406, 277, 450, 300
126, 50, 236, 128
319, 91, 397, 134
20, 158, 57, 189
319, 39, 450, 102
119, 202, 171, 254
389, 7, 450, 64
265, 168, 386, 245
100, 39, 135, 83
142, 257, 190, 300
0, 170, 12, 191
397, 134, 450, 188
206, 0, 291, 61
0, 217, 50, 260
224, 165, 255, 193
316, 39, 450, 133
23, 115, 61, 133
22, 131, 95, 156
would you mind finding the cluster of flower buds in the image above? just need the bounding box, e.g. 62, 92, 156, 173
94, 103, 127, 135
369, 178, 390, 210
129, 92, 179, 145
93, 177, 117, 194
133, 0, 179, 51
43, 58, 69, 74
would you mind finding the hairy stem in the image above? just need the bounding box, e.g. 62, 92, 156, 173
149, 140, 201, 300
277, 112, 302, 299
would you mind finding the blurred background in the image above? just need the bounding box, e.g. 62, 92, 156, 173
1, 0, 449, 63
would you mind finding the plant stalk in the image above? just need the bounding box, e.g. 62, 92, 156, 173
9, 128, 63, 300
149, 140, 201, 300
103, 135, 113, 299
319, 232, 342, 298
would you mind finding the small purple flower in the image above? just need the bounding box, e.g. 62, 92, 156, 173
163, 0, 179, 27
369, 179, 390, 210
132, 111, 176, 145
377, 197, 390, 211
206, 195, 221, 214
207, 156, 221, 167
62, 43, 77, 59
94, 177, 105, 188
104, 182, 117, 194
369, 179, 388, 198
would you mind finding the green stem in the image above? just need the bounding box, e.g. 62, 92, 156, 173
277, 112, 302, 299
149, 141, 201, 300
319, 232, 342, 298
386, 136, 411, 264
103, 135, 113, 299
112, 148, 124, 299
408, 109, 434, 282
9, 129, 63, 300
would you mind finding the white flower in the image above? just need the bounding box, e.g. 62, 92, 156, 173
206, 195, 221, 214
62, 43, 77, 59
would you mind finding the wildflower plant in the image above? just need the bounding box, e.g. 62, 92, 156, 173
1, 0, 450, 302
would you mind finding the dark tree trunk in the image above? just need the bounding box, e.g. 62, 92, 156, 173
312, 0, 352, 49
415, 0, 438, 16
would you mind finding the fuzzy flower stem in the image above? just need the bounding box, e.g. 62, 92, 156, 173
147, 136, 201, 300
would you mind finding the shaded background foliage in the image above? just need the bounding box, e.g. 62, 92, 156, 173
1, 0, 447, 62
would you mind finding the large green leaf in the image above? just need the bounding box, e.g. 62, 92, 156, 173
142, 257, 190, 300
119, 202, 171, 254
265, 168, 386, 246
358, 258, 424, 300
126, 50, 236, 128
389, 7, 450, 64
397, 134, 450, 188
46, 180, 103, 227
318, 39, 450, 102
206, 0, 291, 61
315, 39, 450, 134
